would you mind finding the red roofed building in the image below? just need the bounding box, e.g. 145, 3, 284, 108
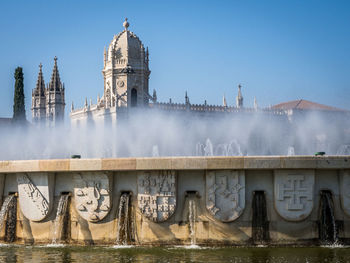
271, 99, 347, 112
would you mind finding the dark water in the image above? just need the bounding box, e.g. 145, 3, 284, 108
0, 245, 350, 263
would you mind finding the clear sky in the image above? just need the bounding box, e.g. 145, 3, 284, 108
0, 0, 349, 120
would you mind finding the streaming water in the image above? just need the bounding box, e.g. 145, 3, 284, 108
188, 199, 196, 246
151, 145, 159, 157
319, 191, 338, 245
4, 196, 17, 243
195, 142, 204, 156
116, 193, 134, 245
0, 196, 15, 233
52, 195, 70, 245
252, 191, 269, 243
204, 138, 213, 156
287, 146, 295, 156
336, 144, 350, 155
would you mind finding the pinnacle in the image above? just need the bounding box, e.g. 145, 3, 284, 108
49, 57, 62, 91
35, 63, 45, 96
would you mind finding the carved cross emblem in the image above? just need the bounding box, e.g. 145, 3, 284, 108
277, 175, 312, 210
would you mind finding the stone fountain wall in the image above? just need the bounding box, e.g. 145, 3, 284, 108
0, 156, 349, 245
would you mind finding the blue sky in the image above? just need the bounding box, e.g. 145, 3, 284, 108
0, 0, 349, 119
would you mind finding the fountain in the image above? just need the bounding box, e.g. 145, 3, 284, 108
116, 192, 134, 245
319, 190, 338, 245
0, 195, 15, 235
195, 142, 204, 156
0, 156, 349, 246
184, 191, 198, 246
287, 146, 295, 156
152, 145, 159, 157
189, 199, 196, 246
51, 193, 70, 245
337, 144, 350, 155
4, 195, 17, 243
204, 138, 213, 156
252, 191, 269, 244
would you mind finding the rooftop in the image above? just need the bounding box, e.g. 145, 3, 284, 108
271, 99, 347, 112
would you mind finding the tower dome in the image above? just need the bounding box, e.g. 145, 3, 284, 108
102, 19, 150, 108
105, 18, 147, 70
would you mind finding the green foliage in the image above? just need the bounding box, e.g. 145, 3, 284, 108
13, 67, 26, 121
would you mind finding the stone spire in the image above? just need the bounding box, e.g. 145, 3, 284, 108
32, 63, 47, 124
185, 91, 190, 104
34, 63, 45, 96
153, 89, 157, 103
254, 96, 258, 110
46, 56, 65, 126
236, 84, 243, 108
223, 94, 227, 107
49, 56, 62, 91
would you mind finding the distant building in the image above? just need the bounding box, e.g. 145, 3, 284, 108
66, 18, 348, 136
31, 57, 65, 127
69, 19, 281, 126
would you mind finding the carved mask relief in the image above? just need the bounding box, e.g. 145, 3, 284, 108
73, 173, 111, 222
137, 171, 176, 222
274, 170, 314, 221
206, 170, 245, 222
17, 173, 53, 221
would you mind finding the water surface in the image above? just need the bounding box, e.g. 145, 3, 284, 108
0, 246, 349, 263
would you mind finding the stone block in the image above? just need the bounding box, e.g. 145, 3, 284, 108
136, 158, 172, 170
171, 157, 207, 170
70, 159, 101, 171
39, 159, 70, 172
207, 157, 244, 170
0, 160, 40, 173
280, 156, 317, 169
316, 156, 350, 169
244, 157, 281, 169
102, 158, 136, 171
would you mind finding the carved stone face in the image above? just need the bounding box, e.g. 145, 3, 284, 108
73, 173, 111, 222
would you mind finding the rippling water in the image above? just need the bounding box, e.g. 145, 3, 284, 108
0, 245, 350, 263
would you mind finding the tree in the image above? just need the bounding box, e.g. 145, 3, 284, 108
13, 67, 26, 122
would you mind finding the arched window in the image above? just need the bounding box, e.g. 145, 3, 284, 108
131, 88, 137, 107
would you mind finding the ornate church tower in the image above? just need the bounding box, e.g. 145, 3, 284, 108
46, 57, 65, 126
32, 63, 46, 124
102, 18, 150, 109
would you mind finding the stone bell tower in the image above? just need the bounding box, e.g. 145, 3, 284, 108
102, 18, 151, 109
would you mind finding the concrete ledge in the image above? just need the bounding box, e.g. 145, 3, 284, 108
0, 156, 349, 173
